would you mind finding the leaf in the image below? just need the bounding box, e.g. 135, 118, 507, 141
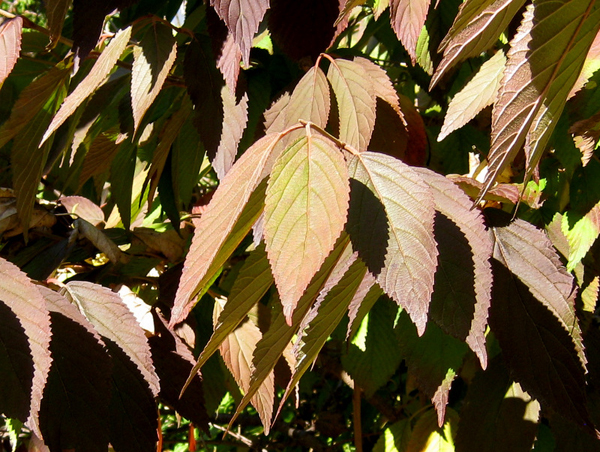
59, 195, 105, 225
342, 296, 403, 397
487, 210, 586, 368
42, 27, 132, 145
395, 313, 468, 426
562, 204, 600, 271
63, 281, 160, 397
480, 1, 600, 200
569, 111, 600, 166
210, 0, 270, 66
217, 32, 243, 90
213, 88, 248, 180
569, 26, 600, 99
327, 58, 377, 151
171, 132, 285, 326
389, 0, 431, 64
45, 0, 70, 47
0, 17, 23, 84
346, 152, 437, 335
489, 258, 592, 429
79, 132, 122, 188
431, 0, 526, 88
75, 218, 124, 263
413, 168, 492, 368
38, 287, 112, 452
131, 22, 177, 132
398, 93, 428, 166
373, 419, 411, 452
346, 273, 381, 341
406, 408, 458, 452
456, 358, 540, 452
264, 129, 350, 321
354, 57, 403, 116
439, 50, 506, 141
215, 298, 275, 431
0, 258, 52, 438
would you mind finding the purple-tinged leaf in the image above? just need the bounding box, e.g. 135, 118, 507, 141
59, 195, 105, 226
210, 0, 270, 67
213, 89, 248, 180
42, 27, 132, 145
346, 273, 381, 342
38, 287, 111, 452
347, 152, 437, 335
0, 258, 52, 438
439, 50, 506, 142
217, 32, 242, 90
131, 22, 177, 133
74, 218, 124, 264
78, 132, 121, 188
63, 281, 160, 396
431, 0, 526, 89
414, 168, 492, 368
45, 0, 70, 47
0, 17, 22, 84
263, 93, 290, 133
171, 132, 286, 326
389, 0, 430, 64
354, 57, 403, 116
264, 130, 350, 322
569, 112, 600, 166
327, 58, 377, 151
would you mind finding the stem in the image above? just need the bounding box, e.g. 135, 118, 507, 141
353, 385, 363, 452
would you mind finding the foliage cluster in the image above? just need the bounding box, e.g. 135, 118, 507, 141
0, 0, 600, 451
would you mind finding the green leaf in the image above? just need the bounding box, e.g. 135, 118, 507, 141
42, 27, 132, 145
373, 419, 411, 452
562, 204, 600, 271
264, 129, 349, 321
0, 17, 23, 84
109, 138, 137, 230
406, 408, 458, 452
327, 58, 377, 151
439, 50, 506, 142
389, 0, 431, 64
131, 22, 177, 133
347, 152, 437, 335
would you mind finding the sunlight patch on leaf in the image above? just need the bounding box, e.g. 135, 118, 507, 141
562, 204, 600, 271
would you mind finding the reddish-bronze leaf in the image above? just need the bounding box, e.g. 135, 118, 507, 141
78, 132, 122, 188
389, 0, 430, 64
63, 281, 160, 397
431, 0, 526, 88
569, 111, 600, 167
346, 152, 437, 335
59, 195, 105, 226
210, 0, 270, 66
0, 258, 52, 438
213, 89, 248, 180
217, 32, 242, 89
264, 130, 350, 322
0, 17, 22, 85
45, 0, 70, 47
131, 22, 177, 132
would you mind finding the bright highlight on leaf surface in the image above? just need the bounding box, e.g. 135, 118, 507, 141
264, 128, 350, 322
0, 17, 22, 85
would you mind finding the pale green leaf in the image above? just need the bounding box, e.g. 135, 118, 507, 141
373, 419, 410, 452
562, 204, 600, 271
131, 22, 177, 132
327, 58, 376, 151
42, 27, 132, 145
264, 129, 350, 321
439, 50, 506, 142
406, 408, 458, 452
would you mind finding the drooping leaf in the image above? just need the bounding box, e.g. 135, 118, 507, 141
414, 168, 492, 367
45, 0, 71, 47
346, 152, 437, 335
210, 0, 270, 66
171, 132, 286, 326
74, 218, 124, 263
131, 22, 177, 133
265, 130, 349, 321
406, 408, 458, 452
0, 17, 23, 84
489, 259, 591, 429
346, 273, 381, 341
327, 58, 377, 151
213, 88, 248, 180
439, 50, 506, 142
0, 258, 52, 438
42, 27, 132, 145
63, 281, 160, 397
456, 358, 540, 452
395, 313, 468, 426
389, 0, 431, 64
216, 32, 243, 90
480, 1, 600, 199
38, 287, 112, 452
59, 195, 105, 226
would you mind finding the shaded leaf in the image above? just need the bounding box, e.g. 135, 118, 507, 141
327, 58, 377, 150
406, 408, 458, 452
398, 93, 428, 166
131, 22, 177, 132
213, 88, 248, 180
439, 50, 506, 141
346, 273, 381, 341
38, 287, 111, 452
171, 132, 285, 326
79, 131, 122, 188
389, 0, 431, 64
43, 27, 132, 144
0, 17, 23, 84
373, 419, 411, 452
569, 26, 600, 99
63, 281, 160, 397
265, 130, 349, 321
481, 1, 600, 199
75, 218, 124, 263
347, 152, 437, 335
45, 0, 70, 47
210, 0, 270, 66
569, 111, 600, 166
0, 258, 52, 437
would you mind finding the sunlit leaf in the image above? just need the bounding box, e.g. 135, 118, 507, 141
0, 17, 22, 84
406, 408, 458, 452
562, 204, 600, 271
569, 27, 600, 98
373, 419, 411, 452
213, 88, 248, 180
264, 130, 349, 321
217, 32, 242, 89
389, 0, 430, 64
131, 22, 177, 132
347, 152, 437, 335
439, 50, 506, 142
74, 218, 124, 263
42, 27, 132, 145
327, 58, 377, 151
